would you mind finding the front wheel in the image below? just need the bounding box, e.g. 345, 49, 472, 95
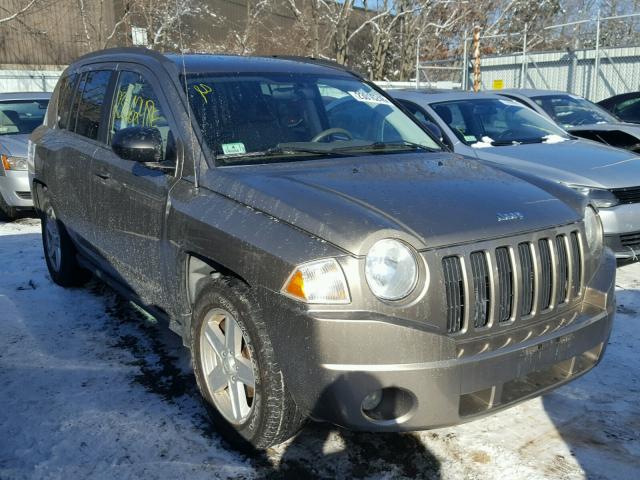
40, 192, 90, 287
191, 278, 305, 450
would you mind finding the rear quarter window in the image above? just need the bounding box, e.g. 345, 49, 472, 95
72, 70, 112, 141
56, 72, 78, 129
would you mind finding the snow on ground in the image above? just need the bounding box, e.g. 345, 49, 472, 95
0, 216, 638, 480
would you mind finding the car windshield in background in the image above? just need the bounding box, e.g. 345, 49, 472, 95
532, 94, 618, 128
430, 98, 568, 146
0, 99, 49, 135
184, 73, 440, 165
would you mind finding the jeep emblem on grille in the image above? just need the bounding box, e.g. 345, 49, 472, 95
497, 211, 524, 222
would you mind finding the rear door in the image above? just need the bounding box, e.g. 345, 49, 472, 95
89, 65, 180, 307
45, 67, 113, 252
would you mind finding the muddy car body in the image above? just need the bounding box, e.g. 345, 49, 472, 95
30, 48, 615, 448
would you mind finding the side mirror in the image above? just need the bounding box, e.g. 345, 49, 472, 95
421, 120, 443, 141
112, 126, 163, 163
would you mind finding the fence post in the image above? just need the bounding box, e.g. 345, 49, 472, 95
592, 9, 601, 100
520, 24, 528, 88
416, 36, 420, 89
473, 26, 481, 92
462, 29, 468, 90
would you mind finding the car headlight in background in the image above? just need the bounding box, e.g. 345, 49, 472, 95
567, 184, 618, 208
1, 154, 28, 172
365, 239, 418, 300
283, 258, 350, 304
584, 205, 604, 256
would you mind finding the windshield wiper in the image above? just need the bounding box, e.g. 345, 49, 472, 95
332, 140, 438, 153
217, 144, 354, 163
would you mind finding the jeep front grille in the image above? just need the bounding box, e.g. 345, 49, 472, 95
440, 228, 583, 335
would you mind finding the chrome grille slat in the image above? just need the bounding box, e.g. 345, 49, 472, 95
495, 247, 513, 323
443, 256, 465, 333
570, 232, 582, 297
538, 239, 553, 310
470, 251, 490, 328
555, 235, 569, 304
518, 243, 534, 316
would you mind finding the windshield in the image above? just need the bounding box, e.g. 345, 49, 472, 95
0, 99, 49, 136
184, 73, 440, 165
532, 94, 618, 127
430, 98, 568, 146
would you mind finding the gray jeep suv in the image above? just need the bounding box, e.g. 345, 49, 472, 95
29, 48, 615, 449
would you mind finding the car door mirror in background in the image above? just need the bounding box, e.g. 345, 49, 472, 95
112, 126, 163, 164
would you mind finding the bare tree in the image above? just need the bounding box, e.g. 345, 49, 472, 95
0, 0, 38, 25
76, 0, 131, 50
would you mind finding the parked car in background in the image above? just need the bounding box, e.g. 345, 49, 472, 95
390, 89, 640, 261
0, 92, 51, 220
598, 91, 640, 124
497, 89, 640, 153
30, 48, 615, 449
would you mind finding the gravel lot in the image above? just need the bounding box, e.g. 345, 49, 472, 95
1, 216, 638, 480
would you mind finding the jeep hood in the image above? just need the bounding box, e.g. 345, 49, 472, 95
203, 153, 581, 255
472, 139, 640, 189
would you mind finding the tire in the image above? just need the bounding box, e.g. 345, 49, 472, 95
0, 193, 18, 221
191, 278, 305, 450
40, 191, 90, 287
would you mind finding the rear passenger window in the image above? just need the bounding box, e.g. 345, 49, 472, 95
56, 72, 78, 129
73, 70, 111, 141
109, 70, 175, 163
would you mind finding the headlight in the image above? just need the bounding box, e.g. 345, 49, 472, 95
282, 258, 350, 304
584, 205, 604, 256
567, 184, 618, 208
365, 239, 418, 300
1, 154, 28, 171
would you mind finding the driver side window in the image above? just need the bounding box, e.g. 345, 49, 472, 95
110, 71, 176, 164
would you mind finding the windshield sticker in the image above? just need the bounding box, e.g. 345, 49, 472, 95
499, 99, 520, 106
193, 84, 214, 103
542, 134, 567, 144
464, 134, 477, 142
221, 142, 246, 155
471, 136, 495, 149
348, 90, 392, 105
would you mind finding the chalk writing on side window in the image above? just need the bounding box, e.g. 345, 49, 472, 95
193, 84, 213, 103
114, 88, 160, 128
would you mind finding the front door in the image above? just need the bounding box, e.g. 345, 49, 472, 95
90, 66, 180, 308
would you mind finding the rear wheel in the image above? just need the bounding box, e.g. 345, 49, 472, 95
191, 278, 305, 450
0, 193, 17, 221
40, 192, 90, 287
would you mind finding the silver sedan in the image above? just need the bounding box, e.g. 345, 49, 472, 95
390, 89, 640, 261
0, 92, 51, 220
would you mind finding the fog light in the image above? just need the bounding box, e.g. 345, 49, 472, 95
361, 390, 383, 411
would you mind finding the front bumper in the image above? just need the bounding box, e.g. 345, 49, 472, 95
0, 170, 32, 208
263, 251, 615, 432
599, 203, 640, 259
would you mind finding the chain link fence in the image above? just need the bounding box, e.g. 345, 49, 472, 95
417, 12, 640, 101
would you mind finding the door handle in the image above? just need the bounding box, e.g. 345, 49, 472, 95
94, 171, 111, 180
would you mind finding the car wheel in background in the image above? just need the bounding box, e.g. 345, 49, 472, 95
191, 278, 305, 450
39, 191, 90, 287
